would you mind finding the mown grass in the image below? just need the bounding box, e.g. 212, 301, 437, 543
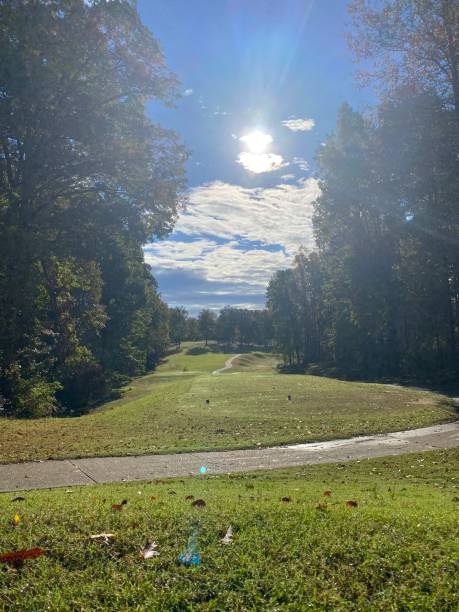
0, 342, 456, 463
1, 449, 458, 610
158, 342, 232, 373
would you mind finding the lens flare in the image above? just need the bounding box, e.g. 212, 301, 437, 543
240, 130, 272, 154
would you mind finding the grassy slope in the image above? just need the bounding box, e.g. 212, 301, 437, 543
0, 342, 456, 463
1, 449, 458, 610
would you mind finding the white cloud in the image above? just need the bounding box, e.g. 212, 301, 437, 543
292, 157, 309, 171
145, 239, 292, 291
144, 178, 320, 297
280, 173, 296, 181
236, 152, 287, 174
183, 88, 194, 96
282, 117, 315, 131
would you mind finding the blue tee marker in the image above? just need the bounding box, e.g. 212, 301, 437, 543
199, 466, 207, 475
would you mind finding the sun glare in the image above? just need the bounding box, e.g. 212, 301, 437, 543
240, 130, 273, 154
237, 152, 285, 174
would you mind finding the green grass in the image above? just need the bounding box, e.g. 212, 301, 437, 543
1, 450, 458, 610
158, 342, 232, 373
0, 342, 456, 463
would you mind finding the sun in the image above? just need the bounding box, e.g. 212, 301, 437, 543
240, 130, 273, 154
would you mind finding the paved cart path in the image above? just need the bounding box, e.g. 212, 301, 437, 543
212, 354, 242, 375
0, 421, 458, 492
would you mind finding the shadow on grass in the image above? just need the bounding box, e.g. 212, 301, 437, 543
278, 362, 459, 401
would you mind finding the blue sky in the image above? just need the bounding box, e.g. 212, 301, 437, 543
139, 0, 374, 315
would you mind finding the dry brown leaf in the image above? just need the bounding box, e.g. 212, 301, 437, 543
346, 500, 358, 508
0, 548, 44, 566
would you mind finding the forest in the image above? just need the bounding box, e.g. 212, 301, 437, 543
0, 0, 187, 416
267, 1, 459, 381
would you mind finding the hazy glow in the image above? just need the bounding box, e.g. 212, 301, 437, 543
240, 130, 273, 154
237, 152, 285, 174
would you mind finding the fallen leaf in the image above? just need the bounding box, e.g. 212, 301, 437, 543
112, 499, 128, 511
90, 533, 115, 544
168, 491, 177, 495
140, 540, 160, 559
191, 499, 206, 508
323, 490, 332, 497
346, 500, 358, 508
11, 497, 25, 502
281, 496, 292, 503
221, 526, 233, 545
13, 514, 21, 526
150, 496, 156, 501
316, 503, 328, 511
0, 548, 44, 566
185, 495, 194, 500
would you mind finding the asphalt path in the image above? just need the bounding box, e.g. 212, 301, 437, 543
211, 354, 242, 375
0, 421, 457, 493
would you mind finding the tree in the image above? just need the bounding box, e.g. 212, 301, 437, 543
267, 269, 301, 366
216, 306, 238, 345
198, 309, 217, 345
169, 307, 188, 349
0, 0, 186, 416
268, 92, 458, 380
347, 0, 459, 123
186, 316, 199, 341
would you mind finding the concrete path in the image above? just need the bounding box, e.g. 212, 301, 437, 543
212, 354, 242, 375
0, 421, 458, 493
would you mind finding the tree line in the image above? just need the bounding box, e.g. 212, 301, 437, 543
268, 0, 459, 382
168, 306, 273, 349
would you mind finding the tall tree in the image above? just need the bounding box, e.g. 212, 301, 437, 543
348, 0, 459, 123
198, 309, 217, 346
169, 307, 188, 349
0, 0, 186, 416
